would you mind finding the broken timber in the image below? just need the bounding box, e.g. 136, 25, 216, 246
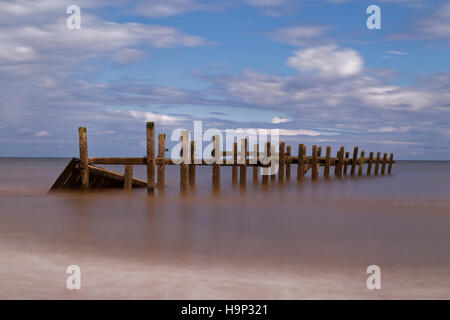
49, 123, 396, 193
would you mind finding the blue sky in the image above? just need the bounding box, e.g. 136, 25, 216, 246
0, 0, 449, 159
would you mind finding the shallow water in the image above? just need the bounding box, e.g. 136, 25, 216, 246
0, 158, 449, 299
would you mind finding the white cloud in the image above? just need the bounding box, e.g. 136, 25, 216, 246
387, 50, 407, 55
278, 129, 321, 136
272, 116, 292, 124
127, 110, 182, 124
286, 45, 364, 78
35, 131, 51, 137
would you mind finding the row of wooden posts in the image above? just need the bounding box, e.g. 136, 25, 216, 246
78, 123, 395, 193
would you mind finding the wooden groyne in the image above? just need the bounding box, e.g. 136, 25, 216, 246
50, 122, 395, 192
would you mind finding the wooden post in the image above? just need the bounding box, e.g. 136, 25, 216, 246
286, 145, 291, 181
334, 150, 340, 176
78, 127, 89, 191
124, 165, 133, 192
358, 150, 365, 177
343, 151, 350, 175
381, 153, 388, 175
157, 133, 165, 192
337, 146, 345, 178
189, 141, 196, 188
312, 145, 318, 180
324, 146, 331, 178
297, 144, 305, 181
239, 138, 247, 186
270, 144, 276, 182
374, 152, 381, 175
317, 146, 322, 157
146, 122, 155, 194
262, 141, 270, 185
388, 153, 394, 174
367, 152, 374, 176
180, 131, 189, 193
279, 142, 285, 183
232, 142, 238, 185
253, 144, 259, 183
212, 135, 221, 189
350, 146, 358, 177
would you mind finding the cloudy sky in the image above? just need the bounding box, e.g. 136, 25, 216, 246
0, 0, 449, 159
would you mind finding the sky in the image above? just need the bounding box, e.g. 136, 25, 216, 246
0, 0, 449, 159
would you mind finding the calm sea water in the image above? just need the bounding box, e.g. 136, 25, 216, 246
0, 158, 449, 299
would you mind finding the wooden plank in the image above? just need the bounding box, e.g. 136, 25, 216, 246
374, 152, 381, 175
286, 145, 291, 181
297, 144, 305, 181
358, 150, 365, 177
350, 146, 358, 177
312, 145, 318, 180
337, 146, 345, 178
334, 150, 340, 176
89, 157, 146, 165
124, 165, 133, 191
212, 135, 221, 189
189, 140, 196, 188
253, 144, 259, 183
381, 153, 388, 175
146, 122, 155, 194
157, 134, 165, 192
232, 142, 238, 185
78, 127, 89, 191
343, 151, 350, 175
279, 142, 285, 183
239, 138, 248, 186
367, 152, 374, 176
324, 146, 331, 178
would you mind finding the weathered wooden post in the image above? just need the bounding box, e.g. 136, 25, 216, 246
157, 133, 165, 192
78, 127, 89, 191
334, 150, 340, 176
324, 146, 331, 178
297, 144, 305, 182
358, 150, 365, 177
297, 144, 305, 181
124, 165, 133, 192
270, 144, 276, 182
253, 144, 259, 183
262, 141, 270, 185
286, 145, 291, 181
350, 146, 358, 177
189, 141, 196, 188
312, 145, 318, 180
381, 153, 388, 175
337, 146, 345, 178
343, 151, 350, 175
212, 135, 221, 190
367, 152, 374, 176
232, 142, 238, 185
279, 142, 285, 183
374, 152, 381, 175
180, 130, 189, 193
146, 122, 155, 194
388, 153, 394, 174
239, 138, 248, 186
